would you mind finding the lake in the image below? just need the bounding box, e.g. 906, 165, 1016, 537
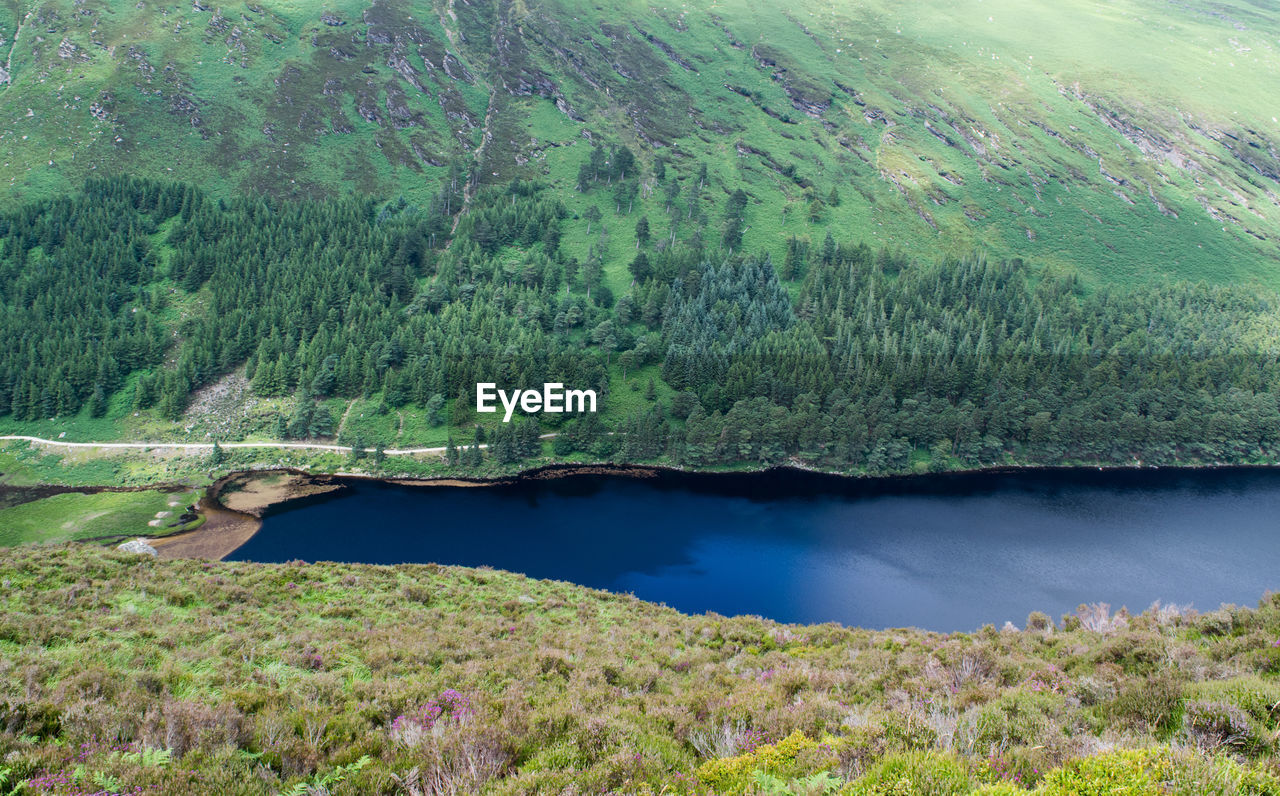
226, 467, 1280, 631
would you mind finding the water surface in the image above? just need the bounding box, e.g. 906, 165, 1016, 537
227, 467, 1280, 631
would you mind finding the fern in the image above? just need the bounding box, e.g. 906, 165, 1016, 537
0, 767, 24, 796
752, 770, 844, 796
275, 755, 372, 796
92, 771, 124, 791
120, 746, 172, 768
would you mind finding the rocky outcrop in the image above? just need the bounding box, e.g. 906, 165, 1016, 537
117, 539, 158, 556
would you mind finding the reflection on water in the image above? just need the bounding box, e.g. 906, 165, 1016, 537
227, 468, 1280, 631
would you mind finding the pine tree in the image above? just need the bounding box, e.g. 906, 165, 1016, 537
584, 205, 602, 235
635, 216, 650, 248
629, 252, 651, 284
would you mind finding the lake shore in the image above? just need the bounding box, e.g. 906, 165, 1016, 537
9, 456, 1280, 559
161, 457, 1280, 560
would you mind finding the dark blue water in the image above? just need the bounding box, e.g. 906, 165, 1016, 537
227, 468, 1280, 631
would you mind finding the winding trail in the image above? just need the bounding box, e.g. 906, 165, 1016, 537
0, 434, 558, 456
334, 398, 357, 438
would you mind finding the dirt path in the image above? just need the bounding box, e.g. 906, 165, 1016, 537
334, 398, 357, 438
2, 4, 33, 86
0, 433, 560, 457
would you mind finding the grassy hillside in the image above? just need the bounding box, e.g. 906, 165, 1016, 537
1, 0, 1279, 285
0, 487, 202, 545
0, 545, 1279, 793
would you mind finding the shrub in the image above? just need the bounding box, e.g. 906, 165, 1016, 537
1036, 749, 1168, 796
1250, 645, 1280, 675
753, 769, 844, 795
1188, 676, 1280, 730
979, 745, 1054, 790
1075, 603, 1127, 635
1197, 609, 1235, 637
696, 731, 845, 795
845, 751, 973, 796
1162, 749, 1280, 796
1106, 674, 1183, 736
141, 699, 248, 759
688, 720, 766, 759
390, 689, 475, 748
972, 691, 1058, 753
1181, 700, 1273, 757
1025, 612, 1053, 633
1094, 633, 1167, 675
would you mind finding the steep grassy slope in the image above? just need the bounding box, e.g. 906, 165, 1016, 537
2, 0, 1280, 284
1, 546, 1280, 793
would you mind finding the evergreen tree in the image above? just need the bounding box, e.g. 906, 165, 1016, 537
635, 216, 650, 248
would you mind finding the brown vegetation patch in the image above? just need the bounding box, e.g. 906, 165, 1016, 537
150, 500, 260, 560
211, 471, 345, 517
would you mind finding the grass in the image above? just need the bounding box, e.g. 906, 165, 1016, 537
1, 0, 1278, 286
0, 545, 1278, 793
0, 488, 201, 546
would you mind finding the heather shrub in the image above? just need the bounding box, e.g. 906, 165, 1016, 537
0, 699, 62, 738
1181, 700, 1273, 757
695, 731, 846, 794
1162, 749, 1280, 796
1025, 612, 1053, 634
971, 691, 1059, 754
1249, 644, 1280, 675
1035, 748, 1168, 796
1198, 609, 1236, 637
877, 710, 940, 753
844, 751, 972, 795
140, 698, 248, 759
1188, 676, 1280, 730
1094, 632, 1167, 675
519, 739, 585, 773
1074, 603, 1128, 635
1105, 674, 1183, 736
391, 718, 513, 795
978, 744, 1056, 790
8, 548, 1280, 794
688, 720, 766, 759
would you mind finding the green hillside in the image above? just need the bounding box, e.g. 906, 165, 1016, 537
2, 0, 1280, 284
2, 545, 1280, 794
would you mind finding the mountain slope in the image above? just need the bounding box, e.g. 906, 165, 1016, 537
2, 0, 1280, 284
2, 545, 1280, 793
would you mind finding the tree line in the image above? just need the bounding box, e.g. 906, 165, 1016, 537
2, 173, 1279, 474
